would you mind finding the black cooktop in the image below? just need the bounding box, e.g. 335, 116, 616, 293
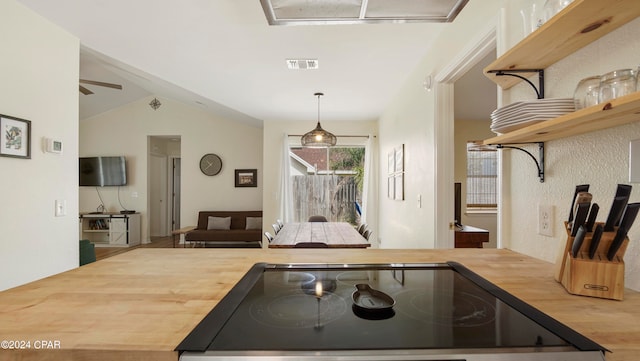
177, 262, 605, 353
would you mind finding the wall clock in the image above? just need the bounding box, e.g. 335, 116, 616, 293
199, 153, 222, 176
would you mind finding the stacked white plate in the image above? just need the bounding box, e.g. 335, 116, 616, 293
490, 98, 575, 134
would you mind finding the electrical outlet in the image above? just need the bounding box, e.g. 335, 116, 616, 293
538, 204, 554, 237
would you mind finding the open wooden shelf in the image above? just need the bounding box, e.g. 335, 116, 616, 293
484, 0, 640, 90
484, 91, 640, 145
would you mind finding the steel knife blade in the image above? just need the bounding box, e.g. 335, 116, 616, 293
606, 226, 627, 261
588, 224, 603, 259
571, 225, 587, 258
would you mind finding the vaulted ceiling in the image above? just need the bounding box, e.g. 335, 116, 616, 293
17, 0, 494, 125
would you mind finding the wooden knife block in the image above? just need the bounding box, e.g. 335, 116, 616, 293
555, 221, 627, 300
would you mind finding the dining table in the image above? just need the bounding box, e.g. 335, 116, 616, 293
269, 222, 370, 248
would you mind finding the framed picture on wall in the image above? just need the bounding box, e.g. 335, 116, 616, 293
235, 169, 257, 187
394, 144, 404, 173
0, 114, 31, 159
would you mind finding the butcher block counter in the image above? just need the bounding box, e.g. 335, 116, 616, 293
1, 248, 639, 361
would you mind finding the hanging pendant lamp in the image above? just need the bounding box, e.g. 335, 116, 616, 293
301, 92, 336, 147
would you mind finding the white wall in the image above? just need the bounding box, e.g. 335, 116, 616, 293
454, 119, 498, 248
80, 96, 263, 242
262, 120, 378, 244
504, 17, 640, 290
378, 0, 503, 248
380, 0, 640, 290
0, 0, 79, 290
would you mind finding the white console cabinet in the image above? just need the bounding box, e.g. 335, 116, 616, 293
79, 213, 141, 247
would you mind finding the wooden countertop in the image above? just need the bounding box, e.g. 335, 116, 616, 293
1, 248, 639, 361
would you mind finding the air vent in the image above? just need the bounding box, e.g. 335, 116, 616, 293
261, 0, 469, 25
286, 59, 319, 70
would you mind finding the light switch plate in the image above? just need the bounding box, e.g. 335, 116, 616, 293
55, 199, 66, 217
630, 139, 640, 183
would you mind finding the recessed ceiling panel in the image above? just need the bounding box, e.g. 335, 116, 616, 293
261, 0, 468, 25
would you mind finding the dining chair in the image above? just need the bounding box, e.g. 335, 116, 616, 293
272, 223, 281, 234
362, 229, 372, 241
276, 219, 284, 228
264, 231, 274, 243
357, 223, 368, 235
307, 215, 328, 222
294, 242, 329, 248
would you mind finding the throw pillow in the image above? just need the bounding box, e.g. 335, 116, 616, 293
207, 216, 231, 230
246, 217, 262, 230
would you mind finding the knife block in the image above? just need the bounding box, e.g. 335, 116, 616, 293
556, 222, 627, 300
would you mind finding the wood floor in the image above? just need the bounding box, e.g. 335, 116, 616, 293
95, 236, 175, 261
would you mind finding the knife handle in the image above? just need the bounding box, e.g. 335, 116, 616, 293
588, 224, 603, 259
619, 202, 640, 231
584, 203, 599, 232
604, 196, 627, 232
606, 226, 627, 261
568, 185, 590, 222
571, 202, 590, 237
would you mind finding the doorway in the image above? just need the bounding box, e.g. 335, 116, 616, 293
148, 136, 181, 238
434, 16, 502, 248
453, 50, 498, 248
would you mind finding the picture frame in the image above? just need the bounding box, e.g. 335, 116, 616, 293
235, 169, 257, 187
387, 144, 404, 200
387, 151, 395, 175
394, 144, 404, 173
394, 174, 404, 200
0, 114, 31, 159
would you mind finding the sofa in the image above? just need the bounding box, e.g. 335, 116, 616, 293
185, 211, 263, 247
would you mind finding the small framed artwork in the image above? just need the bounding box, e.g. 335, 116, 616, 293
387, 151, 395, 175
387, 176, 395, 199
235, 169, 257, 187
0, 114, 31, 159
394, 174, 404, 201
394, 144, 404, 173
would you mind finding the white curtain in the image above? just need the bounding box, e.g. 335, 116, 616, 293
278, 133, 294, 222
361, 134, 377, 226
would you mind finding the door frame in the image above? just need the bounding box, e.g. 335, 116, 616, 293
433, 13, 504, 248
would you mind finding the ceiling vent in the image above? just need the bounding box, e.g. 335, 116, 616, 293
286, 59, 319, 70
261, 0, 469, 25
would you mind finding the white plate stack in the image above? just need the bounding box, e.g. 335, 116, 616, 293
490, 98, 575, 134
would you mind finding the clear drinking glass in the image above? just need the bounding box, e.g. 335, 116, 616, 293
543, 0, 574, 21
598, 69, 637, 103
520, 2, 544, 37
573, 76, 600, 109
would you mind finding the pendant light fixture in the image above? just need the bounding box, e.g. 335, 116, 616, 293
301, 92, 337, 147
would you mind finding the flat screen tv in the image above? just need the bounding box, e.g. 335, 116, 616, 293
79, 156, 127, 186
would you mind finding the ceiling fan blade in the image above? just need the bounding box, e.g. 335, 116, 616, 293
79, 85, 94, 95
79, 79, 123, 90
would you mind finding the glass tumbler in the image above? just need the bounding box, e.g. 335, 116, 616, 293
598, 69, 637, 103
543, 0, 574, 21
573, 76, 600, 109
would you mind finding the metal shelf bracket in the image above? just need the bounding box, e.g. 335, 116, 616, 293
497, 142, 545, 183
487, 69, 545, 99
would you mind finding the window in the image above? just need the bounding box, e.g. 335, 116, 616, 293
289, 146, 365, 224
466, 141, 497, 208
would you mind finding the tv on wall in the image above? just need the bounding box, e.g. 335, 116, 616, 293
79, 156, 127, 187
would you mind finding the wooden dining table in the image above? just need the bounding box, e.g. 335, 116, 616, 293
269, 222, 370, 248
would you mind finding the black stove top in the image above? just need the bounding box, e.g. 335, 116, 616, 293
177, 262, 605, 359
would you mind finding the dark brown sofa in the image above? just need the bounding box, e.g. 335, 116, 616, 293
185, 211, 262, 247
